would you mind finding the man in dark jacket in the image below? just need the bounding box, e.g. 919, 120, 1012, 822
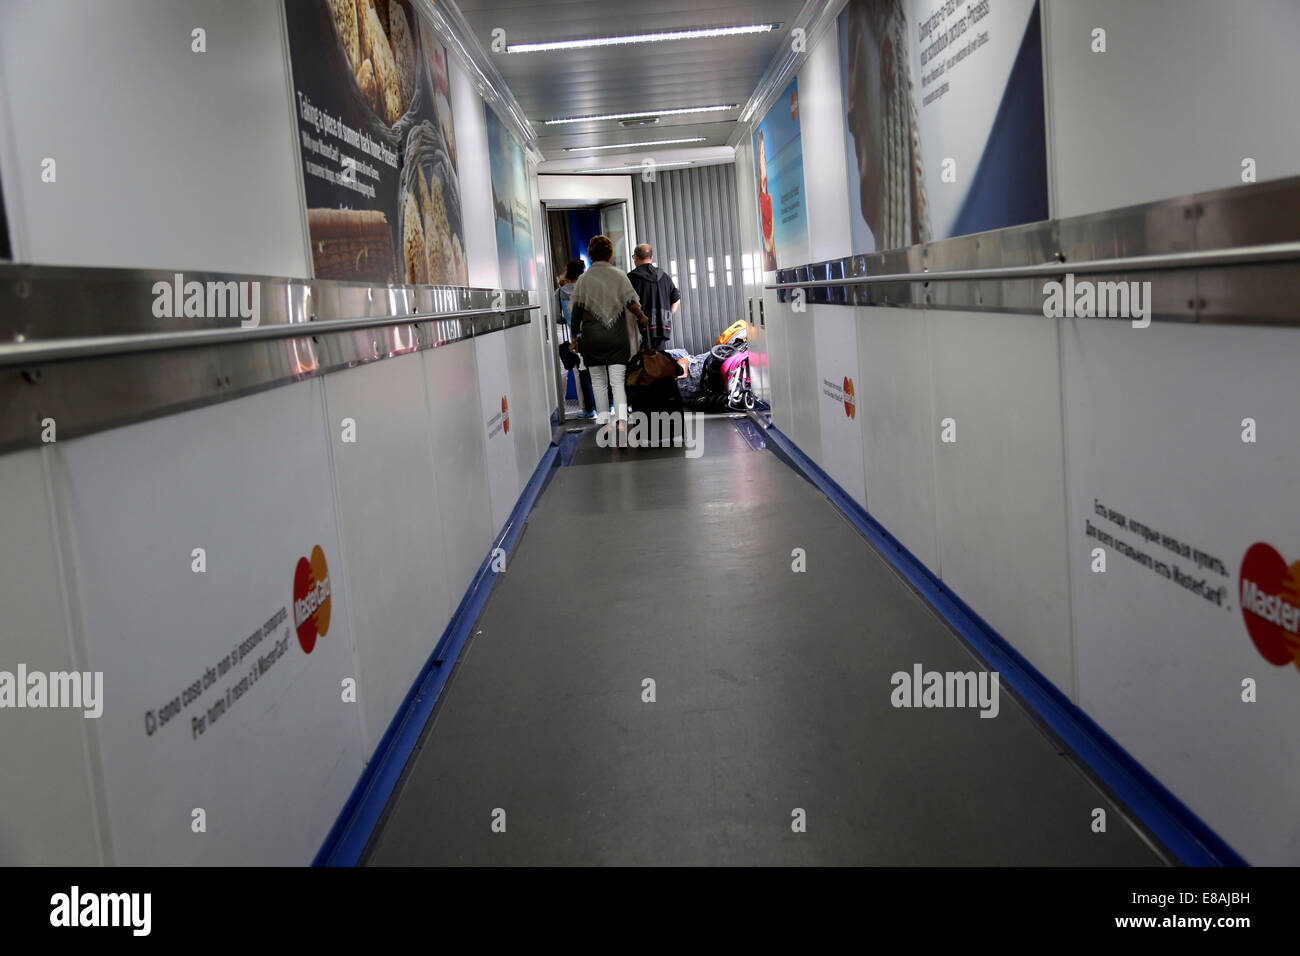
627, 243, 680, 351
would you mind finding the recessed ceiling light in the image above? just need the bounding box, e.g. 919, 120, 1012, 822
564, 137, 706, 152
546, 105, 739, 125
582, 161, 695, 174
507, 24, 779, 54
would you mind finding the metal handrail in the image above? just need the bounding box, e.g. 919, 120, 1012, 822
0, 304, 540, 370
764, 239, 1300, 290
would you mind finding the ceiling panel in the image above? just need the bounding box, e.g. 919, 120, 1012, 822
452, 0, 804, 159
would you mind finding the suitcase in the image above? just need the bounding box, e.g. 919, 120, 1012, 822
625, 375, 684, 447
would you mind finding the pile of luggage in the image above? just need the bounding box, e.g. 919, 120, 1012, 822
626, 320, 755, 416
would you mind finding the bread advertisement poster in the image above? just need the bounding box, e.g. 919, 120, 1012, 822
284, 0, 467, 286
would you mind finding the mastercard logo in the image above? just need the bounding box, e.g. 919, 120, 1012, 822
293, 545, 332, 654
1239, 542, 1300, 669
501, 395, 510, 435
842, 377, 856, 420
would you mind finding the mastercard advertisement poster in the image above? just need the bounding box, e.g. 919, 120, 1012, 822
293, 544, 334, 654
475, 330, 521, 535
1239, 543, 1300, 669
813, 307, 866, 508
1062, 321, 1300, 866
60, 379, 364, 865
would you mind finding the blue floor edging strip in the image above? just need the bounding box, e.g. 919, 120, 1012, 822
556, 428, 583, 467
314, 442, 561, 867
763, 424, 1247, 867
731, 415, 769, 451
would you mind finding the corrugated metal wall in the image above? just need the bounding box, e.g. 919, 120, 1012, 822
631, 163, 746, 355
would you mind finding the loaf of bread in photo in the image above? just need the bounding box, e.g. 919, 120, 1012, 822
412, 167, 431, 282
358, 0, 402, 124
330, 0, 360, 73
451, 234, 467, 286
423, 170, 454, 285
388, 2, 417, 105
416, 165, 433, 220
415, 168, 437, 285
357, 58, 378, 113
403, 188, 429, 284
307, 208, 396, 283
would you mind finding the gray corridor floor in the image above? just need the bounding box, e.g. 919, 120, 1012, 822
365, 417, 1168, 866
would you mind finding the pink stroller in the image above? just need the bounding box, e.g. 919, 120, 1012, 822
718, 349, 755, 411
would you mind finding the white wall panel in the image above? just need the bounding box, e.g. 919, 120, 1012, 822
519, 300, 553, 469
1063, 320, 1300, 865
533, 316, 554, 464
475, 331, 523, 534
856, 307, 940, 573
748, 312, 770, 406
0, 449, 102, 865
783, 303, 824, 465
423, 339, 494, 599
1045, 0, 1300, 217
530, 284, 559, 431
762, 289, 794, 435
504, 322, 542, 484
812, 308, 866, 506
927, 309, 1073, 692
323, 354, 453, 757
0, 0, 308, 275
57, 379, 364, 864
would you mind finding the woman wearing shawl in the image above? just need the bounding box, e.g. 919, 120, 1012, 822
569, 235, 647, 433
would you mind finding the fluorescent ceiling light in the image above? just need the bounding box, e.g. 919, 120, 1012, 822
507, 24, 779, 54
546, 105, 739, 125
564, 137, 705, 152
582, 161, 695, 174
